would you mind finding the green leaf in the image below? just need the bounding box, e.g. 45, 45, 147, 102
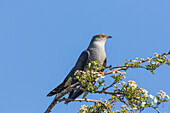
163, 99, 168, 102
150, 70, 154, 74
165, 62, 170, 66
98, 65, 105, 69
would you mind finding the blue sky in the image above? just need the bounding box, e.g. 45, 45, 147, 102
0, 0, 170, 113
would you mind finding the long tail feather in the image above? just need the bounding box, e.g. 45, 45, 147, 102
47, 82, 66, 96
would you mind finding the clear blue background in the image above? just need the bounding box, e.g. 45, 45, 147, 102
0, 0, 170, 113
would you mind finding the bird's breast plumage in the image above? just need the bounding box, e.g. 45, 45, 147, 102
88, 47, 106, 65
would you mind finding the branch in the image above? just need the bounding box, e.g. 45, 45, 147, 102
58, 98, 107, 106
148, 105, 161, 113
58, 98, 111, 112
104, 51, 170, 75
153, 107, 161, 113
45, 82, 80, 113
91, 90, 124, 96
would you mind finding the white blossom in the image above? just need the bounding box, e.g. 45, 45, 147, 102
140, 58, 144, 61
132, 60, 137, 62
156, 62, 160, 65
122, 81, 126, 86
149, 94, 154, 99
157, 92, 162, 95
158, 59, 163, 62
128, 80, 137, 88
121, 105, 127, 108
133, 107, 137, 110
140, 88, 148, 96
154, 52, 158, 57
101, 75, 105, 79
154, 98, 158, 103
112, 71, 116, 74
152, 62, 156, 64
162, 92, 167, 98
166, 95, 170, 99
141, 102, 146, 107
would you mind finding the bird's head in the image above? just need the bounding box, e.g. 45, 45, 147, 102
92, 33, 112, 41
88, 33, 112, 49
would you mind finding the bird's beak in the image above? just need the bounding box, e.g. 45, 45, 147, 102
106, 36, 112, 39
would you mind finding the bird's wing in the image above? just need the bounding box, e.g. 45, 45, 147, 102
67, 50, 90, 98
74, 50, 91, 70
47, 50, 90, 97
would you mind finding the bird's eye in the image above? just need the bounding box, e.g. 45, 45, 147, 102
99, 35, 103, 38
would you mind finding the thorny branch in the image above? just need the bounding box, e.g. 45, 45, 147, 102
45, 51, 170, 113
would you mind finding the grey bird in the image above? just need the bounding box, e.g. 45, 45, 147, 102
47, 33, 112, 101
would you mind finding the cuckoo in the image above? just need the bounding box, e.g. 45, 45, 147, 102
47, 33, 112, 102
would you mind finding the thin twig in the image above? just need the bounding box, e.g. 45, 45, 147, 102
154, 107, 161, 113
149, 105, 161, 113
103, 82, 117, 90
92, 90, 124, 96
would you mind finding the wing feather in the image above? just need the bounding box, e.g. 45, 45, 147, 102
47, 50, 90, 97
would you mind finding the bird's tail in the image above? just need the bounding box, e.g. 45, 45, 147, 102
47, 82, 66, 97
